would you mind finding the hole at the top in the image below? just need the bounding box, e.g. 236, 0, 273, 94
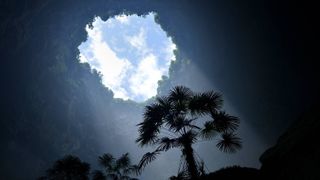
78, 12, 177, 102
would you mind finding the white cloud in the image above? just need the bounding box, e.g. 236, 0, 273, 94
165, 38, 177, 62
126, 28, 148, 54
78, 13, 177, 102
115, 14, 130, 24
129, 54, 163, 99
78, 53, 88, 63
79, 20, 132, 100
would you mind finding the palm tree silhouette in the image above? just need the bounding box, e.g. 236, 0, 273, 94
94, 153, 139, 180
136, 86, 242, 179
38, 155, 90, 180
92, 170, 106, 180
169, 171, 188, 180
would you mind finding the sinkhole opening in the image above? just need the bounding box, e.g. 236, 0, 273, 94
78, 12, 177, 102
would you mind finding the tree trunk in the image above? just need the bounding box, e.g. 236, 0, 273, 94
182, 143, 198, 179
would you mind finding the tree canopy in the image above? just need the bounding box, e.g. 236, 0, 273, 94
136, 86, 242, 179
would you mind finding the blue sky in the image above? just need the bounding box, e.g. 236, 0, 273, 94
78, 13, 177, 102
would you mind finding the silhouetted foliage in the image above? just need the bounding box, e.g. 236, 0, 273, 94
92, 170, 106, 180
39, 153, 140, 180
201, 166, 260, 180
97, 153, 139, 180
136, 86, 242, 179
169, 171, 188, 180
38, 155, 90, 180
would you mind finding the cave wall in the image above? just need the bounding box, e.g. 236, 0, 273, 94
1, 0, 318, 179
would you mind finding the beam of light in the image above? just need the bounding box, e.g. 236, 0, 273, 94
78, 13, 177, 102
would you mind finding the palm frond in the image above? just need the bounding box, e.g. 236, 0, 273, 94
216, 132, 242, 153
185, 122, 201, 131
156, 96, 171, 109
143, 103, 166, 124
98, 154, 115, 169
200, 121, 217, 140
167, 115, 186, 132
189, 91, 223, 116
163, 112, 175, 128
136, 131, 159, 146
169, 170, 189, 180
136, 103, 165, 146
168, 86, 193, 103
156, 137, 179, 151
92, 170, 106, 180
116, 153, 130, 169
123, 165, 140, 176
166, 116, 199, 133
138, 150, 161, 170
204, 91, 223, 109
212, 111, 239, 132
178, 130, 198, 145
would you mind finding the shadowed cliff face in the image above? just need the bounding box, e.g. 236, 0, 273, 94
202, 166, 260, 180
201, 104, 320, 180
0, 0, 318, 179
260, 104, 320, 180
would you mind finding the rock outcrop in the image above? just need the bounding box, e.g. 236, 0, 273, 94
260, 104, 320, 179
